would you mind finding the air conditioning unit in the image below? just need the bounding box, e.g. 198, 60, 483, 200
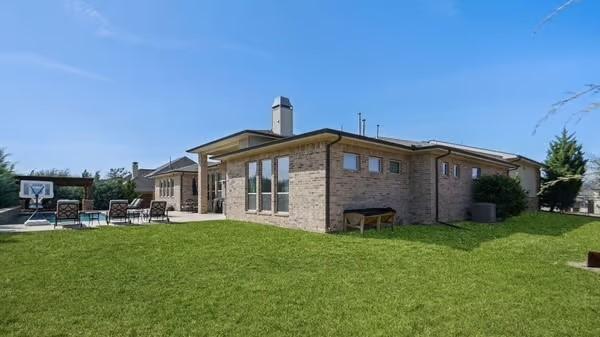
471, 203, 496, 223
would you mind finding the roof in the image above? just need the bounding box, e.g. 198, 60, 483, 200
211, 128, 519, 168
186, 129, 285, 153
131, 168, 155, 192
426, 140, 544, 167
145, 157, 197, 178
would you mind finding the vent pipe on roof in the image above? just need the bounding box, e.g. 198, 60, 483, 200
272, 96, 293, 136
362, 118, 366, 136
376, 124, 380, 139
357, 112, 362, 135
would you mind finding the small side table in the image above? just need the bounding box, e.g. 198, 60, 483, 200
80, 211, 101, 226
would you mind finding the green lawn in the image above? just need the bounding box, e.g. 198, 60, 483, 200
1, 213, 599, 337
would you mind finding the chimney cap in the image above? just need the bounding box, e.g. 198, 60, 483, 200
272, 96, 292, 109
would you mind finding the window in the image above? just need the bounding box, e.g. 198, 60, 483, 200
472, 167, 482, 179
260, 159, 272, 211
192, 178, 198, 196
368, 157, 382, 173
276, 156, 289, 213
159, 181, 163, 197
170, 178, 174, 197
389, 161, 401, 174
247, 162, 257, 211
441, 162, 449, 176
452, 164, 460, 178
343, 153, 359, 171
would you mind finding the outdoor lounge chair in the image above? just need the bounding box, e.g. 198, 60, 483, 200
145, 200, 169, 223
54, 200, 81, 228
181, 199, 198, 212
128, 198, 143, 209
343, 207, 396, 234
107, 200, 130, 224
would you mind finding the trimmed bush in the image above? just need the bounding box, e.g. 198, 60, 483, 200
473, 175, 527, 219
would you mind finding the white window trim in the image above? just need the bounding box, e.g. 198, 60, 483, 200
368, 156, 383, 173
452, 164, 460, 178
247, 162, 258, 211
260, 159, 273, 212
442, 162, 449, 176
276, 156, 290, 214
343, 153, 360, 172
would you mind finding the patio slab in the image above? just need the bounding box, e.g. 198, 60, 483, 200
0, 211, 225, 233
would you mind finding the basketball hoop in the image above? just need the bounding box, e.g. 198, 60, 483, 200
19, 181, 54, 226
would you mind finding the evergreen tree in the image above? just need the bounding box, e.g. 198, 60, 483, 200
0, 148, 19, 208
539, 128, 587, 211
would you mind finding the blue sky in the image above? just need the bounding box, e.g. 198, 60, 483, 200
1, 0, 599, 175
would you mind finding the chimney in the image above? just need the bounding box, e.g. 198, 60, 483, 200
272, 96, 293, 136
132, 162, 139, 178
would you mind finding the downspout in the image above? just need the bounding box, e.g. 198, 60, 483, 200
325, 132, 343, 231
434, 149, 462, 228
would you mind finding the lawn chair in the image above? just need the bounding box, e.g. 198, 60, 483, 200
107, 200, 130, 224
128, 198, 143, 209
145, 200, 169, 223
54, 200, 81, 228
181, 199, 198, 212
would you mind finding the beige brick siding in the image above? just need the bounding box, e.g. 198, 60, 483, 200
328, 143, 411, 231
154, 172, 199, 211
436, 155, 506, 222
408, 154, 436, 224
225, 142, 327, 232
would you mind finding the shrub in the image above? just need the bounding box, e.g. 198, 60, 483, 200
473, 175, 527, 219
0, 149, 18, 208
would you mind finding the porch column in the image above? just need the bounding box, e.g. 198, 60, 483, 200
198, 153, 209, 213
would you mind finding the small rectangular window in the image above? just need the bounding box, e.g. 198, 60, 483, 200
260, 159, 272, 211
472, 167, 482, 179
276, 157, 289, 213
247, 162, 257, 211
368, 157, 382, 173
343, 153, 359, 171
453, 164, 460, 178
389, 161, 401, 174
442, 162, 449, 176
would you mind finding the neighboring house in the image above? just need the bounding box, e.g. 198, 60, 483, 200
186, 96, 542, 233
574, 189, 600, 215
145, 157, 202, 211
128, 162, 155, 208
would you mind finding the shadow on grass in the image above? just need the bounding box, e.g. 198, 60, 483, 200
340, 212, 597, 251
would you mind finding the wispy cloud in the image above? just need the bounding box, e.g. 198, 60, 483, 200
64, 0, 189, 50
0, 52, 109, 81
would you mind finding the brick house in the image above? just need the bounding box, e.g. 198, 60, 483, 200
187, 97, 542, 232
145, 157, 199, 211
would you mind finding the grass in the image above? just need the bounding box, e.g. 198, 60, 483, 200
1, 212, 599, 337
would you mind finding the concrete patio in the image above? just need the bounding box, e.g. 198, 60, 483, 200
0, 211, 225, 233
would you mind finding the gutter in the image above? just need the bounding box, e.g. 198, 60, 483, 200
434, 149, 464, 228
325, 132, 343, 231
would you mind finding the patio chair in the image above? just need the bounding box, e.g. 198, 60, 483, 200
181, 199, 198, 212
128, 198, 143, 209
145, 200, 169, 223
107, 200, 130, 224
54, 200, 81, 228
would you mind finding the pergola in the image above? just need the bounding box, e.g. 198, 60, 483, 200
15, 175, 95, 210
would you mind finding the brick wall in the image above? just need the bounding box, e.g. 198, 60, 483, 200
436, 155, 506, 222
225, 142, 327, 232
328, 142, 411, 231
408, 154, 436, 224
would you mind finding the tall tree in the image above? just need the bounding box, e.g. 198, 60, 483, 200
539, 128, 587, 211
81, 169, 92, 178
0, 148, 18, 208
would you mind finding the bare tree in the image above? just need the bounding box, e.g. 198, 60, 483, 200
532, 0, 599, 134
